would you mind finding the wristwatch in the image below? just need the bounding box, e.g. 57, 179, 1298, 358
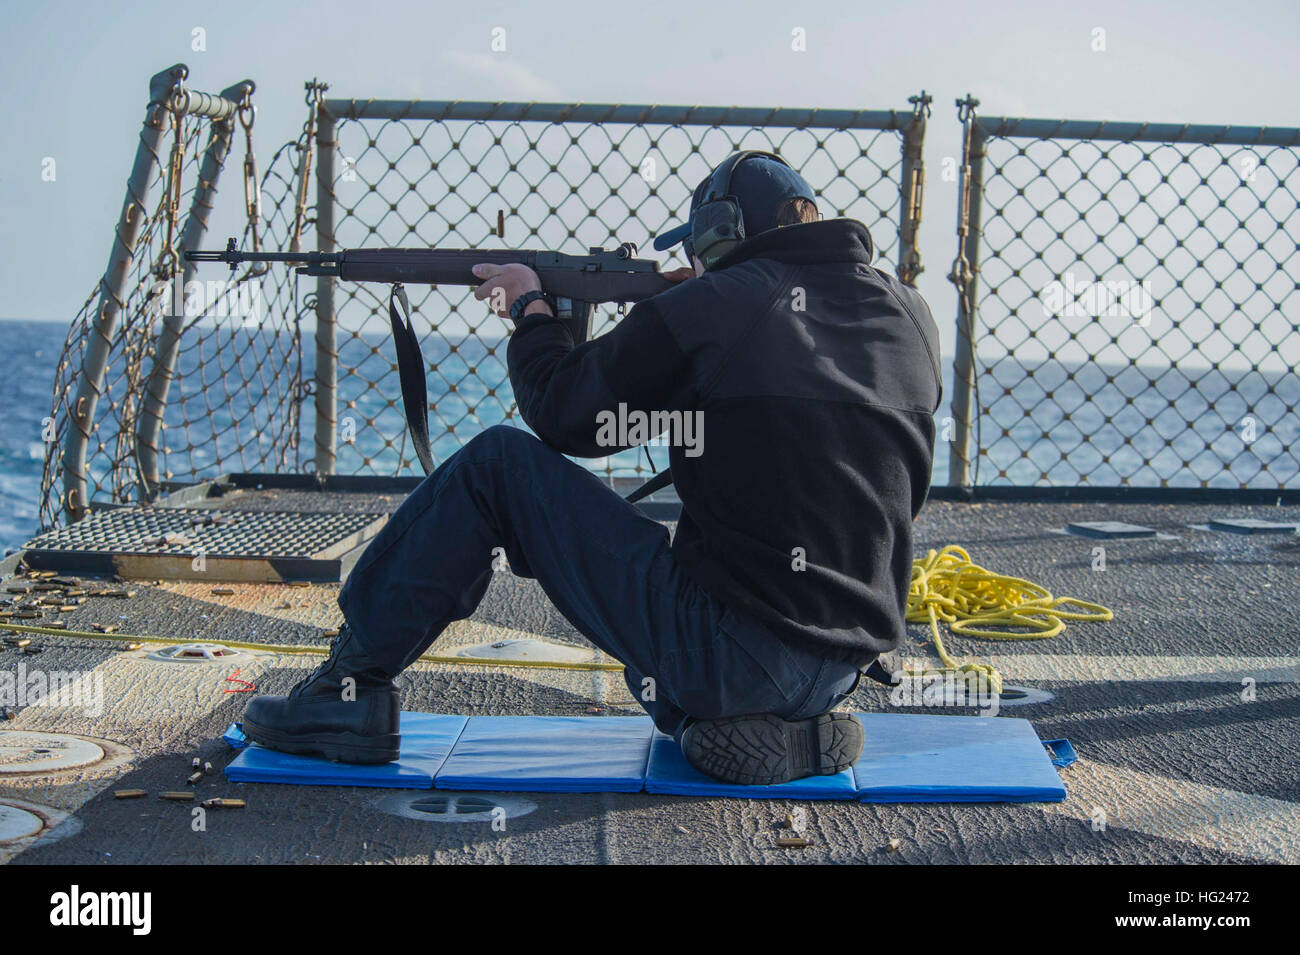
509, 290, 556, 323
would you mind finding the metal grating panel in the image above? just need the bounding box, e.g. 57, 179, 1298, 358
21, 508, 386, 582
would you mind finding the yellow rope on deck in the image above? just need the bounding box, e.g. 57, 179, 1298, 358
905, 545, 1113, 695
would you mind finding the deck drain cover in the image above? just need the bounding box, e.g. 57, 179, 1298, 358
0, 802, 45, 843
415, 794, 499, 816
0, 731, 105, 774
457, 639, 591, 664
377, 791, 535, 824
1066, 521, 1157, 540
147, 642, 246, 664
21, 507, 387, 582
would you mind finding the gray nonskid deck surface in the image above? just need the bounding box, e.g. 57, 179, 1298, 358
4, 494, 1298, 864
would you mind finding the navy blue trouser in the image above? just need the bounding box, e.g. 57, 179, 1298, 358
338, 425, 861, 740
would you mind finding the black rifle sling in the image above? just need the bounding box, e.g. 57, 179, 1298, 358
388, 283, 436, 474
624, 467, 673, 503
388, 280, 676, 502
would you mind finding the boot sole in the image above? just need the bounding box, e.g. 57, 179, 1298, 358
243, 717, 400, 765
680, 712, 864, 786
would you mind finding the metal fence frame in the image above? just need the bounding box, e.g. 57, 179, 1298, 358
134, 78, 256, 500
59, 64, 250, 521
947, 103, 1300, 489
308, 96, 931, 475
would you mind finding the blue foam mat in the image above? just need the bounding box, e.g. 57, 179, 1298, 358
435, 715, 654, 793
225, 713, 467, 788
851, 712, 1067, 802
223, 711, 1067, 803
645, 730, 858, 799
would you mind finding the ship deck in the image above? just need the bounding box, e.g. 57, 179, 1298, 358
3, 484, 1298, 865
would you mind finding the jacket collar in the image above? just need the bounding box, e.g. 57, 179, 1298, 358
709, 218, 875, 272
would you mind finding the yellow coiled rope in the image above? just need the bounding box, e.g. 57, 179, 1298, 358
905, 545, 1113, 695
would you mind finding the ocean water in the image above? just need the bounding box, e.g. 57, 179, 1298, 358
0, 320, 64, 554
1, 318, 1296, 554
0, 318, 672, 552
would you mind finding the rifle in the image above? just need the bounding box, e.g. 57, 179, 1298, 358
186, 238, 677, 496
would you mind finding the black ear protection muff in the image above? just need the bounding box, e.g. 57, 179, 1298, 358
687, 150, 791, 270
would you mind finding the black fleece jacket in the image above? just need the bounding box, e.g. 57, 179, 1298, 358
507, 218, 942, 665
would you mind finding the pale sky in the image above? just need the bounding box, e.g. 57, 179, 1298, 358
1, 0, 1297, 331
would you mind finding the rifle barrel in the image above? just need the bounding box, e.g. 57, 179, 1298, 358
184, 241, 676, 302
183, 249, 335, 264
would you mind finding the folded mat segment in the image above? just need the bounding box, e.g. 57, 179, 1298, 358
225, 713, 467, 788
644, 730, 858, 799
434, 715, 655, 793
851, 712, 1066, 802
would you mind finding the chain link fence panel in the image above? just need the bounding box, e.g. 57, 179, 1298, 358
312, 100, 922, 478
955, 115, 1300, 488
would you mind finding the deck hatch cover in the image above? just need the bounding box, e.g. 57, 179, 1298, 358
1205, 518, 1300, 535
1065, 521, 1157, 539
0, 731, 105, 775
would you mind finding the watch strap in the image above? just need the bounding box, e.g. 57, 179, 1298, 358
509, 289, 555, 323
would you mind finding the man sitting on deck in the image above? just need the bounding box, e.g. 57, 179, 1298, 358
243, 151, 943, 786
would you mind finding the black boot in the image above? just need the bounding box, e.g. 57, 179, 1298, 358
680, 711, 864, 786
243, 624, 400, 764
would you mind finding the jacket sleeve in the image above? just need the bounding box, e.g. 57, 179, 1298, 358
506, 297, 697, 457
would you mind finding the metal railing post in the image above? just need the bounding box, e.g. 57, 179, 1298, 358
135, 79, 254, 499
313, 102, 338, 475
947, 96, 986, 488
898, 91, 931, 286
60, 65, 188, 522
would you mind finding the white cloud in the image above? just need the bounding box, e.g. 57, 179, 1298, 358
442, 51, 564, 101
